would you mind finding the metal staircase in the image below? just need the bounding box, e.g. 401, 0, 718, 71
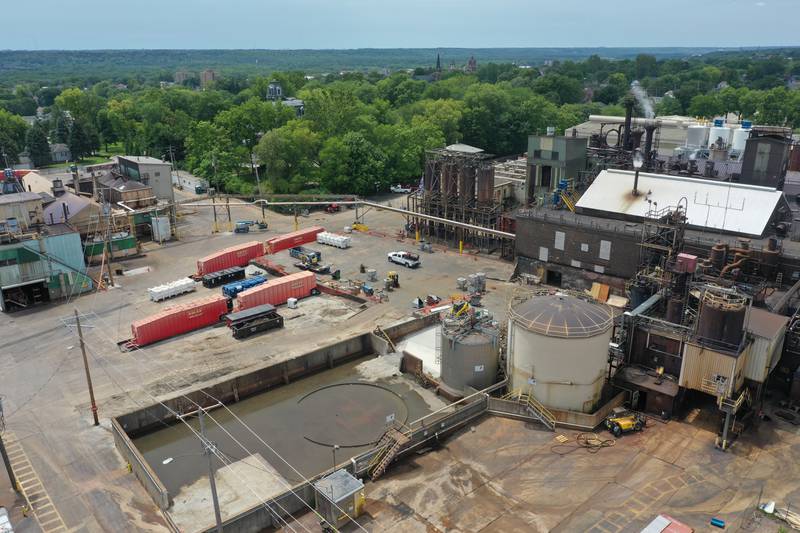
374, 326, 397, 353
368, 426, 411, 481
502, 389, 556, 431
559, 189, 580, 213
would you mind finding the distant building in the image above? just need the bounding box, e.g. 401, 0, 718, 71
267, 81, 283, 100
282, 97, 304, 117
22, 171, 103, 234
117, 156, 174, 202
466, 56, 477, 73
174, 70, 190, 84
200, 69, 217, 88
50, 143, 71, 163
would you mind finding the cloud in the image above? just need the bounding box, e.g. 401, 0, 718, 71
755, 1, 766, 6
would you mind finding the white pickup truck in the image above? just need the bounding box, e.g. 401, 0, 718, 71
390, 184, 412, 193
388, 251, 421, 268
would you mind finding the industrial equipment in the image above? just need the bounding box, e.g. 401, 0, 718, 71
234, 221, 250, 233
439, 303, 499, 397
387, 271, 399, 288
201, 266, 246, 288
224, 304, 284, 339
325, 203, 341, 213
604, 410, 646, 437
221, 275, 267, 299
289, 246, 322, 264
313, 469, 365, 530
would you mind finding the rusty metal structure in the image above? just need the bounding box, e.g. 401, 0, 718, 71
407, 146, 505, 252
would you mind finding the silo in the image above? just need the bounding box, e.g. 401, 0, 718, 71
686, 124, 710, 148
507, 293, 614, 413
458, 165, 477, 202
731, 126, 751, 154
476, 166, 494, 203
708, 119, 732, 148
696, 288, 747, 349
440, 327, 498, 396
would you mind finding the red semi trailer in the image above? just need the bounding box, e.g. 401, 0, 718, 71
196, 241, 264, 276
236, 271, 317, 310
265, 227, 324, 254
131, 294, 229, 346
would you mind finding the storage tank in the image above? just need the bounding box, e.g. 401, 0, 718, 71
696, 288, 747, 349
708, 119, 732, 148
686, 124, 709, 147
507, 293, 614, 413
440, 326, 498, 396
731, 125, 751, 154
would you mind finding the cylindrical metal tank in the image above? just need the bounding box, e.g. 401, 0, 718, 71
507, 293, 614, 413
476, 166, 494, 203
440, 328, 498, 394
686, 124, 709, 147
731, 126, 750, 153
666, 297, 684, 324
458, 165, 477, 201
708, 125, 732, 148
696, 288, 747, 348
710, 243, 727, 270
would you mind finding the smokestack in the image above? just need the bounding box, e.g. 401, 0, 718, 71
644, 122, 657, 169
623, 96, 634, 151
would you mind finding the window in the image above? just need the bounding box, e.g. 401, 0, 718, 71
554, 231, 565, 251
570, 260, 581, 268
580, 243, 589, 252
0, 258, 17, 267
599, 240, 612, 260
594, 265, 605, 274
154, 172, 161, 177
538, 246, 549, 262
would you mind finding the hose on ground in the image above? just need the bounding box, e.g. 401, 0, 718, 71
550, 432, 616, 456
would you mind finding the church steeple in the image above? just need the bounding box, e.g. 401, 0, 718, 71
435, 53, 441, 72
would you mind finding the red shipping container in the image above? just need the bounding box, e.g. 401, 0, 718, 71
197, 241, 265, 275
265, 226, 324, 254
131, 295, 228, 346
236, 271, 316, 310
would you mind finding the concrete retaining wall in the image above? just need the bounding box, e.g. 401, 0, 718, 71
112, 419, 172, 512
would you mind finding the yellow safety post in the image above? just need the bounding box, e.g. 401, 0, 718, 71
415, 229, 420, 243
459, 240, 463, 255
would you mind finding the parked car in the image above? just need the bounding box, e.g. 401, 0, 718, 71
390, 184, 412, 193
388, 251, 420, 268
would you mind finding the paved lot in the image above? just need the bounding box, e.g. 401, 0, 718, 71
284, 408, 800, 532
0, 194, 514, 532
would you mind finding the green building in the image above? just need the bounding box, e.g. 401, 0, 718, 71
0, 225, 94, 312
526, 135, 588, 205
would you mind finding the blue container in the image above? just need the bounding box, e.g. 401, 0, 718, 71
710, 517, 725, 528
742, 120, 752, 129
713, 118, 724, 127
222, 275, 267, 298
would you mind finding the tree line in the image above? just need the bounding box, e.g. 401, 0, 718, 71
0, 49, 798, 195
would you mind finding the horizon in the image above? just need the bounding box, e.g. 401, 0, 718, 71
3, 0, 799, 50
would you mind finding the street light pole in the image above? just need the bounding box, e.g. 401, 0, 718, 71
198, 410, 224, 533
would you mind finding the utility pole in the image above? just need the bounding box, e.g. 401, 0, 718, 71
74, 310, 99, 426
0, 398, 19, 493
198, 410, 224, 533
225, 196, 232, 229
253, 162, 265, 223
211, 194, 218, 233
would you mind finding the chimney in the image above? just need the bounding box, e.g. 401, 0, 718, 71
61, 202, 69, 222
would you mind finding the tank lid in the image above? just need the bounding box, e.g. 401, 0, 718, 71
510, 294, 614, 338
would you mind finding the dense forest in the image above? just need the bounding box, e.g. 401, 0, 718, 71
0, 48, 799, 196
0, 48, 724, 85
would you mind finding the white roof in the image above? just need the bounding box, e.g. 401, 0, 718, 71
119, 155, 169, 165
445, 143, 484, 154
576, 169, 783, 237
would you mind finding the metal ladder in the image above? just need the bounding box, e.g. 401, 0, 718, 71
368, 427, 410, 481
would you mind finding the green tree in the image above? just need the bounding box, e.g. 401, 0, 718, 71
255, 120, 321, 193
634, 54, 658, 79
54, 87, 103, 128
301, 86, 367, 136
687, 94, 722, 118
0, 109, 28, 165
594, 73, 628, 104
51, 110, 70, 144
26, 121, 51, 167
215, 98, 295, 173
68, 119, 93, 160
655, 95, 683, 116
185, 122, 238, 190
319, 132, 386, 195
532, 74, 584, 105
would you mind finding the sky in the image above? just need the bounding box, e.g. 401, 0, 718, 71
2, 0, 799, 50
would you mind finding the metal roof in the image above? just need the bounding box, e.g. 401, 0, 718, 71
444, 143, 484, 154
313, 469, 363, 502
746, 307, 789, 340
576, 170, 784, 237
0, 192, 43, 205
118, 155, 169, 165
509, 293, 614, 338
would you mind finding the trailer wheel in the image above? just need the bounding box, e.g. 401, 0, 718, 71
310, 288, 320, 296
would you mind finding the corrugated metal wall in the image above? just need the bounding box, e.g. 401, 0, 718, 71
744, 329, 787, 383
680, 342, 748, 395
21, 232, 87, 275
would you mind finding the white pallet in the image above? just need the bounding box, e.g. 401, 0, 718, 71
148, 277, 199, 302
316, 231, 351, 249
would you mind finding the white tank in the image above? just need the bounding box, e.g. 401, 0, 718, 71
507, 293, 614, 413
731, 127, 750, 153
686, 125, 709, 147
708, 126, 732, 148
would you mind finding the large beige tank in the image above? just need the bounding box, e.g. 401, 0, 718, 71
508, 293, 614, 413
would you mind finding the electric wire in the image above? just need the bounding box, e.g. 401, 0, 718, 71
73, 308, 324, 531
